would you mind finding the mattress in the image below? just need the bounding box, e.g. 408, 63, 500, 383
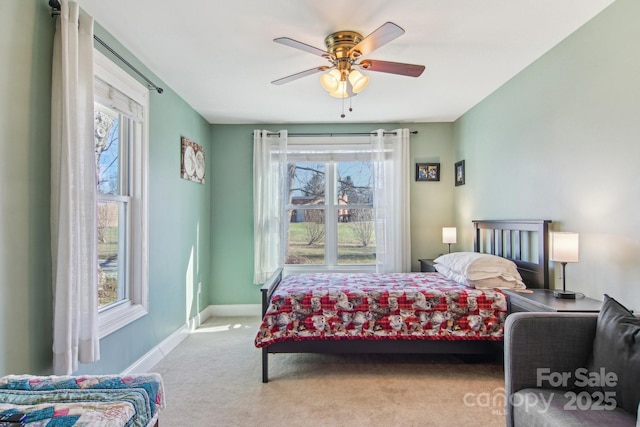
255, 272, 508, 348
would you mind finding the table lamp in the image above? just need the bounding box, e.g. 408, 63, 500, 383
442, 227, 457, 253
550, 232, 579, 299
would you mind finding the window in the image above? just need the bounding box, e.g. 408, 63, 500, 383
253, 130, 410, 281
286, 161, 375, 267
94, 50, 149, 337
284, 138, 376, 271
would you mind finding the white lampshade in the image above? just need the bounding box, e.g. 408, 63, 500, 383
329, 80, 348, 98
550, 232, 579, 263
442, 227, 457, 244
320, 69, 341, 92
348, 69, 369, 93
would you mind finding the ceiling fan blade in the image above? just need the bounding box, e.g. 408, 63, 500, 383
359, 59, 425, 77
271, 66, 330, 85
274, 37, 331, 58
349, 22, 405, 58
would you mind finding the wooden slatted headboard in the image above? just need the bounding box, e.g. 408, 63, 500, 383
472, 220, 551, 289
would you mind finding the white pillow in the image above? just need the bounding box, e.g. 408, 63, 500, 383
434, 252, 525, 289
435, 252, 518, 274
468, 276, 525, 289
434, 264, 469, 285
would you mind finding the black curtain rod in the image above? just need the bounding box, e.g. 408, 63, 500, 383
93, 36, 163, 94
255, 131, 418, 137
49, 0, 164, 94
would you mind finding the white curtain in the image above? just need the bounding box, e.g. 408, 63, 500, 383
50, 0, 100, 375
253, 130, 288, 283
371, 129, 412, 272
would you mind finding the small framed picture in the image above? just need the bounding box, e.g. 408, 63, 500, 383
455, 160, 465, 186
416, 163, 440, 182
181, 136, 206, 184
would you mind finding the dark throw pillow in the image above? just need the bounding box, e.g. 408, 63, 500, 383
588, 294, 640, 415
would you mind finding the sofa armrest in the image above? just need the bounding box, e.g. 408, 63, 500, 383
504, 312, 598, 427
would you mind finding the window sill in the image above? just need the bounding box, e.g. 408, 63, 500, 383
99, 301, 148, 339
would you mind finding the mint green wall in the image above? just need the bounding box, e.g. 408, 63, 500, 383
453, 0, 640, 311
0, 2, 211, 376
209, 122, 455, 304
410, 123, 455, 265
0, 0, 54, 376
209, 124, 255, 304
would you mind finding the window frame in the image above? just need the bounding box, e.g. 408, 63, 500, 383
94, 49, 149, 338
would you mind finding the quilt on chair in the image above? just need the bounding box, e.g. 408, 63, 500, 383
0, 373, 165, 427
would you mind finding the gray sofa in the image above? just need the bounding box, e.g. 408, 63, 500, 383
504, 312, 638, 427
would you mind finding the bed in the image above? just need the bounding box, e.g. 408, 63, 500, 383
256, 219, 551, 382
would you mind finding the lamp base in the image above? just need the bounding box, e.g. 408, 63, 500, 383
553, 290, 576, 299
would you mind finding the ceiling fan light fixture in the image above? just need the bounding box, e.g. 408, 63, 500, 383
348, 69, 369, 93
320, 69, 341, 92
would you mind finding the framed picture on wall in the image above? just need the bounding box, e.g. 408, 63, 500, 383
455, 160, 465, 186
416, 163, 440, 182
181, 136, 206, 184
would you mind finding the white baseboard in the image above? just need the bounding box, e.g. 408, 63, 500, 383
121, 306, 213, 375
208, 304, 261, 317
121, 304, 261, 374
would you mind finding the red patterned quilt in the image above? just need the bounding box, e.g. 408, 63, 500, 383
255, 272, 507, 348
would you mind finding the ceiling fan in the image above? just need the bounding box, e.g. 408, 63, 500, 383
272, 22, 425, 115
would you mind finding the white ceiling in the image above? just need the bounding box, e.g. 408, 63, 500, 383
76, 0, 615, 124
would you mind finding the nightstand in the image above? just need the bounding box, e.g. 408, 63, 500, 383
418, 259, 437, 272
502, 289, 601, 313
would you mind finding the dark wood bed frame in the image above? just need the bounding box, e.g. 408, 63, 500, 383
260, 219, 551, 382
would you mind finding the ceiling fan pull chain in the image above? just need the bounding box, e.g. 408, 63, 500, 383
341, 95, 346, 118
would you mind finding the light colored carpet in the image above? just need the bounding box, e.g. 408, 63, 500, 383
151, 316, 506, 427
